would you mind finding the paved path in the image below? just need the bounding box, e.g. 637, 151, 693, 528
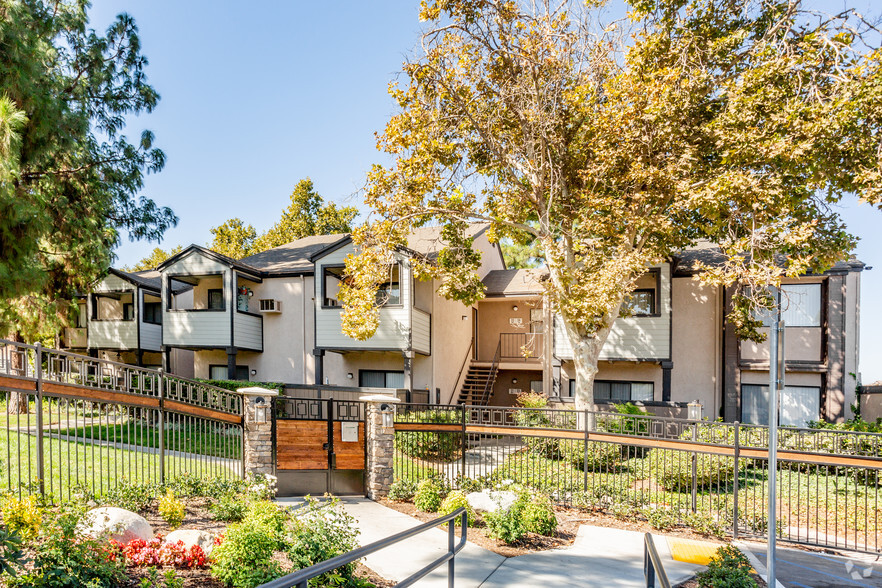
740, 542, 882, 588
294, 497, 705, 587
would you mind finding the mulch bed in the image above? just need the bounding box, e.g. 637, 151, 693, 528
677, 573, 768, 587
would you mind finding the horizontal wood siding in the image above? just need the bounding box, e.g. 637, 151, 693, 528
139, 322, 162, 351
163, 250, 228, 276
276, 420, 328, 470
88, 321, 138, 349
412, 308, 431, 355
163, 311, 231, 347
333, 422, 365, 469
94, 274, 133, 292
233, 312, 262, 351
555, 263, 672, 360
314, 244, 412, 351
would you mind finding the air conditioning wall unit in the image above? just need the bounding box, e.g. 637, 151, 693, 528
258, 299, 282, 314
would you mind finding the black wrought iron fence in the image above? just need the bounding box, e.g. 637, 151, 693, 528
392, 403, 882, 555
0, 340, 245, 502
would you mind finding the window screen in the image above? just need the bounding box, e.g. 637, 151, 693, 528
208, 365, 249, 381
780, 284, 821, 327
359, 370, 405, 388
594, 380, 653, 402
624, 290, 656, 316
741, 384, 820, 427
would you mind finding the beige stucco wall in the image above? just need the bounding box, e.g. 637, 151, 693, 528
670, 278, 720, 413
431, 278, 476, 404
194, 349, 228, 379
862, 392, 882, 422
472, 231, 507, 278
740, 327, 823, 362
488, 369, 545, 406
192, 275, 224, 310
476, 298, 542, 362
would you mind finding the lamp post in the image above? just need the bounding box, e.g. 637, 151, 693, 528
765, 287, 785, 586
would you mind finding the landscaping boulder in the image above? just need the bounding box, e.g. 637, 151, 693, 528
78, 507, 154, 544
164, 529, 216, 557
467, 490, 517, 513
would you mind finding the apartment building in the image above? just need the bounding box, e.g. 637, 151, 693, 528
68, 229, 864, 425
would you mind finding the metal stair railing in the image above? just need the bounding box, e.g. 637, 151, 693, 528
478, 341, 501, 406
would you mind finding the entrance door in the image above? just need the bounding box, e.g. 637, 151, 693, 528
275, 398, 366, 496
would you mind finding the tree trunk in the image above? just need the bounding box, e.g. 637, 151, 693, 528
7, 332, 29, 414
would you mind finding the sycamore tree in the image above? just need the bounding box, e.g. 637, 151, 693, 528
340, 0, 882, 410
0, 1, 175, 339
208, 178, 358, 258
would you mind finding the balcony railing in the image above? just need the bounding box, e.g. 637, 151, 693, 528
63, 327, 87, 349
499, 332, 543, 361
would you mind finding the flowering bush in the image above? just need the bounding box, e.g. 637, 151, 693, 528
158, 490, 186, 529
114, 536, 209, 569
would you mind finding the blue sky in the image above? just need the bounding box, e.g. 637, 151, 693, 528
89, 1, 882, 384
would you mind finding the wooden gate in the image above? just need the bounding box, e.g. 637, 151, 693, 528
274, 397, 366, 496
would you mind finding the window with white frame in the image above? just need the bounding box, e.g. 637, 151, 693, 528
780, 284, 822, 327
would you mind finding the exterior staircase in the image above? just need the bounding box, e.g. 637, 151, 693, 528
456, 363, 498, 405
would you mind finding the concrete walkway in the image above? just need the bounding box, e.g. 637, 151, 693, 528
740, 541, 882, 588
328, 497, 704, 587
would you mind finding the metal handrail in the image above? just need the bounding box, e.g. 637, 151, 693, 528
452, 339, 474, 404
499, 332, 543, 361
479, 341, 501, 406
644, 533, 671, 588
258, 508, 468, 588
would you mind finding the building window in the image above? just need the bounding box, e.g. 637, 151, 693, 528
741, 384, 820, 427
530, 380, 543, 394
123, 303, 134, 321
567, 379, 576, 399
208, 289, 224, 310
376, 264, 401, 306
624, 290, 656, 316
594, 380, 654, 402
323, 266, 346, 307
359, 370, 405, 388
780, 284, 821, 327
209, 365, 249, 381
76, 303, 87, 328
143, 302, 162, 325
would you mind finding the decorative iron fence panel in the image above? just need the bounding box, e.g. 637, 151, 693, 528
0, 341, 244, 502
393, 403, 882, 555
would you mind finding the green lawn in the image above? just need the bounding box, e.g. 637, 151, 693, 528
56, 420, 242, 460
0, 428, 241, 502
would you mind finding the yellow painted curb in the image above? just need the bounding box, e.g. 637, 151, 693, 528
666, 537, 722, 566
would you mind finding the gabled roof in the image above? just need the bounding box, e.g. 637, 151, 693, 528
483, 268, 546, 297
156, 244, 263, 279
240, 234, 349, 275
106, 268, 192, 294
406, 223, 491, 259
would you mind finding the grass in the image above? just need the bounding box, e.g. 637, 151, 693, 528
56, 421, 241, 459
0, 427, 241, 503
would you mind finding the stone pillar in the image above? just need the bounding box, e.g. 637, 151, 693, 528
238, 386, 279, 477
361, 394, 400, 500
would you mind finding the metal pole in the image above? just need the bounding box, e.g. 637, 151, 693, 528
767, 288, 784, 587
733, 422, 740, 540
448, 517, 455, 588
460, 403, 467, 482
158, 368, 165, 485
35, 343, 44, 497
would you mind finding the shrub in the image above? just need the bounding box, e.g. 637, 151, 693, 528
1, 493, 42, 541
158, 490, 186, 529
695, 545, 757, 588
0, 525, 26, 578
102, 481, 157, 513
210, 494, 248, 522
396, 409, 462, 461
388, 479, 417, 502
210, 520, 284, 588
288, 496, 364, 588
484, 490, 557, 543
7, 503, 126, 588
597, 402, 652, 436
244, 500, 288, 544
521, 493, 557, 536
414, 478, 444, 512
514, 392, 564, 459
641, 507, 678, 532
559, 440, 622, 471
438, 490, 474, 527
650, 449, 738, 492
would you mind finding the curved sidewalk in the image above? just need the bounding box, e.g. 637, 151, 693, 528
336, 497, 703, 587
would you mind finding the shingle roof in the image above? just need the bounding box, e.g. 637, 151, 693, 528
483, 268, 546, 296
238, 234, 349, 274
672, 241, 866, 277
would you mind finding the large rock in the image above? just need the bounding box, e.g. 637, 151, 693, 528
164, 529, 215, 557
78, 507, 153, 544
467, 490, 518, 514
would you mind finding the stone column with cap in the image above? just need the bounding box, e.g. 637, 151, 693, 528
237, 386, 279, 477
361, 394, 400, 500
